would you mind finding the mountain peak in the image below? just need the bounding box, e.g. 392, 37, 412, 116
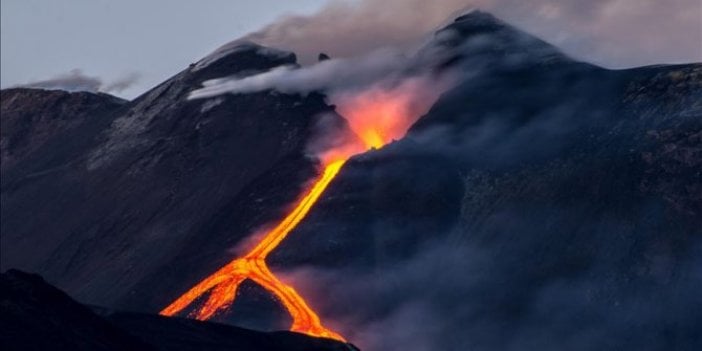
436, 9, 512, 42
175, 40, 299, 87
429, 9, 568, 69
453, 9, 502, 26
193, 40, 295, 72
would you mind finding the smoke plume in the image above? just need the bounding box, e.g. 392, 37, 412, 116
21, 69, 140, 94
243, 0, 701, 67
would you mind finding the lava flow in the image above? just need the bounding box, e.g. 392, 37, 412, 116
160, 76, 442, 342
161, 160, 346, 340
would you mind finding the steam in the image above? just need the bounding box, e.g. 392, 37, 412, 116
21, 69, 140, 94
243, 0, 701, 67
189, 48, 414, 99
101, 72, 141, 93
242, 0, 470, 64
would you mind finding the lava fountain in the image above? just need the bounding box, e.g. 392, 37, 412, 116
160, 77, 443, 341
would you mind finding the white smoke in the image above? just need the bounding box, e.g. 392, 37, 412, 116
189, 48, 413, 99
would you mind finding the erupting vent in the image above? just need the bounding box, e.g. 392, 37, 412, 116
160, 77, 441, 342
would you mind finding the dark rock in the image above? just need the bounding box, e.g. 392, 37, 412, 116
0, 269, 151, 350
0, 88, 126, 171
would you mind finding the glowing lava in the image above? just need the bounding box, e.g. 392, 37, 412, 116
161, 76, 444, 342
161, 160, 346, 340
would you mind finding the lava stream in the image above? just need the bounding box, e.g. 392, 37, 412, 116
160, 160, 346, 341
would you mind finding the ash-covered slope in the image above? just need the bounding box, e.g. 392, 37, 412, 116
0, 42, 342, 323
0, 88, 126, 172
0, 269, 354, 351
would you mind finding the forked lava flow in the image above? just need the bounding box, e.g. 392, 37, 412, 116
160, 77, 440, 342
160, 160, 346, 340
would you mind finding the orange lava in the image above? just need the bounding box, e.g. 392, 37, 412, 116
160, 160, 346, 341
334, 77, 442, 150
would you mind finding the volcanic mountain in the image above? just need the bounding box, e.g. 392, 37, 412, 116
2, 10, 701, 351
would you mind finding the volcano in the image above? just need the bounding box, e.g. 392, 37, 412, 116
2, 10, 701, 351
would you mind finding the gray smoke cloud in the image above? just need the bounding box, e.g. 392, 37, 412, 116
243, 0, 701, 67
21, 69, 140, 94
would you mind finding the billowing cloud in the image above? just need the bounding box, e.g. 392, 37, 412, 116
243, 0, 701, 67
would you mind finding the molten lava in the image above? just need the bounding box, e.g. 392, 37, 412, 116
161, 160, 346, 340
334, 77, 440, 150
161, 76, 444, 342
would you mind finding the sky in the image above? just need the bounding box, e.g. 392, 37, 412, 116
2, 0, 701, 99
0, 0, 328, 98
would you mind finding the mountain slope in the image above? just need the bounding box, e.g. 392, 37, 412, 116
1, 43, 341, 325
0, 88, 126, 172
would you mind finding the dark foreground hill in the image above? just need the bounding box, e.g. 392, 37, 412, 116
0, 269, 355, 351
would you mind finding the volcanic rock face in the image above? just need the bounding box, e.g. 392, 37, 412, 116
0, 88, 126, 171
0, 269, 150, 350
1, 10, 701, 351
